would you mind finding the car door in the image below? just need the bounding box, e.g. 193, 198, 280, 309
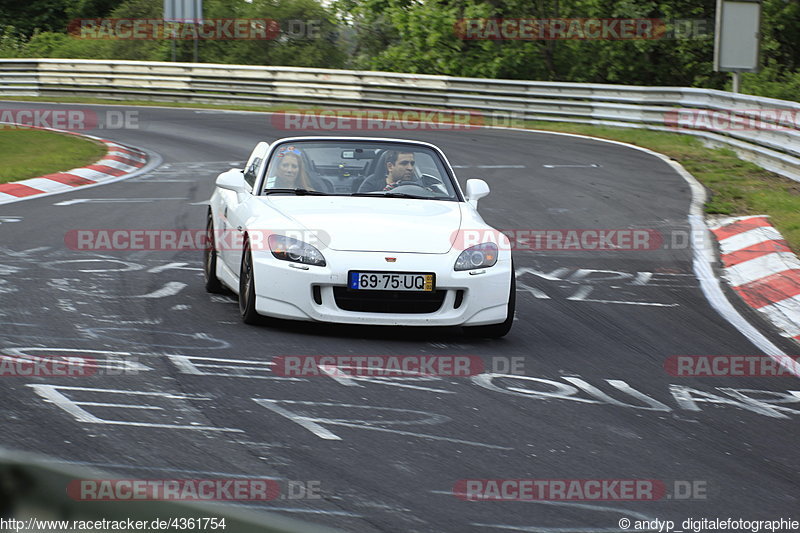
219, 142, 269, 275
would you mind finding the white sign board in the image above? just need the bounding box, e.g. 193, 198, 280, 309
164, 0, 202, 22
714, 0, 761, 72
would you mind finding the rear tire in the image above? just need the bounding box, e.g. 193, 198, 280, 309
203, 210, 224, 294
239, 238, 261, 325
464, 264, 515, 338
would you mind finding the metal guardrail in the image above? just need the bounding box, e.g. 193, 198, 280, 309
0, 447, 344, 533
1, 58, 798, 181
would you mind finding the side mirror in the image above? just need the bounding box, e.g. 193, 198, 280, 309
465, 179, 490, 208
216, 170, 246, 193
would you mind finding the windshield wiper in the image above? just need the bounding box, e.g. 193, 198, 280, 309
351, 192, 437, 200
264, 188, 328, 196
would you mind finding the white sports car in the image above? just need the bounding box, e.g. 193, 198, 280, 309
204, 137, 515, 337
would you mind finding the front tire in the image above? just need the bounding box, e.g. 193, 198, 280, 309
203, 210, 224, 294
238, 238, 261, 324
464, 265, 515, 338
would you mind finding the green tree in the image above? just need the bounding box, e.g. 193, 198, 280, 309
0, 0, 71, 37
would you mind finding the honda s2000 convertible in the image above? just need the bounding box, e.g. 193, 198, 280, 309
204, 137, 515, 337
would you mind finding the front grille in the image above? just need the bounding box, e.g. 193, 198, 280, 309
333, 287, 446, 314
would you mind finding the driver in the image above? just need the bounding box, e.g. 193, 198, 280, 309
383, 151, 418, 191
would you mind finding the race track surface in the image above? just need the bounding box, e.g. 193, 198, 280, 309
1, 102, 798, 532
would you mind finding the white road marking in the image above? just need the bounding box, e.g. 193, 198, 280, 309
0, 246, 49, 257
253, 399, 512, 449
472, 373, 800, 418
27, 384, 243, 431
94, 317, 164, 325
563, 377, 671, 411
254, 399, 342, 440
317, 364, 456, 393
669, 385, 797, 419
573, 298, 678, 307
567, 269, 634, 283
566, 286, 592, 301
542, 163, 600, 168
41, 259, 144, 273
515, 267, 566, 281
0, 264, 22, 275
3, 347, 151, 374
147, 262, 194, 273
54, 198, 186, 205
82, 326, 230, 349
516, 281, 551, 299
167, 354, 303, 381
136, 281, 187, 298
516, 267, 678, 306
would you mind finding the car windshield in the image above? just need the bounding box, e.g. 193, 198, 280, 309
261, 140, 461, 201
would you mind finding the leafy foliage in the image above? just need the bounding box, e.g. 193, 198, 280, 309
0, 0, 797, 101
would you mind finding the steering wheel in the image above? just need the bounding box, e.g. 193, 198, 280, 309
389, 182, 439, 197
391, 180, 427, 190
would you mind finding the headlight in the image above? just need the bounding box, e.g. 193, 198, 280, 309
268, 234, 326, 266
454, 242, 498, 271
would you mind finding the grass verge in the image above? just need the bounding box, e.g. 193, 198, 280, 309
2, 96, 797, 251
0, 127, 107, 183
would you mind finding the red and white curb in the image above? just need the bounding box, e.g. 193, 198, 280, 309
711, 215, 800, 344
0, 124, 148, 205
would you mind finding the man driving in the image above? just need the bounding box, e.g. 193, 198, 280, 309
383, 151, 417, 191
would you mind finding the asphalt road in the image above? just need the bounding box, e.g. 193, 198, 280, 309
1, 102, 798, 532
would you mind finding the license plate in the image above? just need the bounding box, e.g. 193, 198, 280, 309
348, 271, 435, 292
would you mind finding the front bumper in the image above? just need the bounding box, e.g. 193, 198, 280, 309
251, 249, 511, 326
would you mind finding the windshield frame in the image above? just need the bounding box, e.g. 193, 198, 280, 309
254, 137, 465, 202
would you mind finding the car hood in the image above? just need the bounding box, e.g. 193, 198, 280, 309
264, 196, 462, 253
